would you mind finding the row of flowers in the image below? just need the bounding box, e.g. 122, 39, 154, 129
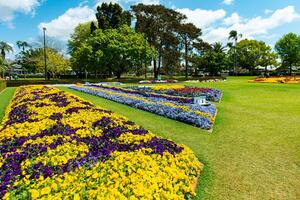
0, 86, 203, 199
88, 84, 194, 104
138, 80, 178, 84
128, 85, 222, 102
250, 76, 300, 84
70, 85, 217, 130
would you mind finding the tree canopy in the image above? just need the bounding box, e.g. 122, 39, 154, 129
275, 32, 300, 75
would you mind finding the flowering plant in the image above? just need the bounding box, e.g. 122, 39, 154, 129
0, 86, 202, 199
71, 85, 217, 130
138, 80, 178, 84
128, 85, 222, 102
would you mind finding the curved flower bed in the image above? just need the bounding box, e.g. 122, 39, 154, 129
250, 76, 300, 84
0, 86, 202, 199
89, 84, 194, 104
128, 85, 222, 102
70, 85, 217, 130
138, 80, 178, 84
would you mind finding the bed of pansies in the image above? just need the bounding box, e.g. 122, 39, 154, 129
0, 86, 203, 199
71, 84, 217, 130
138, 80, 178, 84
127, 85, 222, 102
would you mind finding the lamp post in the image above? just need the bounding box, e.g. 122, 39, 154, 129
43, 27, 47, 80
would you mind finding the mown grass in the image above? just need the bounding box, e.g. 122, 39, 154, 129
0, 78, 299, 199
0, 87, 15, 121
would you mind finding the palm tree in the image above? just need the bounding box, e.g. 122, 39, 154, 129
16, 41, 31, 52
228, 30, 242, 75
212, 42, 226, 52
0, 56, 8, 78
0, 41, 13, 60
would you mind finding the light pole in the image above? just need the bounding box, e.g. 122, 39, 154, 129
43, 27, 47, 80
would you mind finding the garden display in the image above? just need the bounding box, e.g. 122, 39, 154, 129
250, 76, 300, 84
128, 85, 222, 102
70, 84, 218, 130
0, 86, 203, 199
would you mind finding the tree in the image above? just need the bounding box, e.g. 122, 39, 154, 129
193, 42, 228, 76
258, 45, 278, 77
69, 24, 155, 79
16, 41, 31, 52
33, 48, 70, 78
96, 3, 131, 30
236, 39, 277, 75
205, 42, 228, 76
131, 4, 186, 78
0, 41, 13, 60
178, 23, 202, 78
275, 33, 300, 75
68, 22, 93, 77
228, 30, 242, 75
0, 56, 7, 78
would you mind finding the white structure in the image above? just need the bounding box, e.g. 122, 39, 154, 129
194, 96, 207, 105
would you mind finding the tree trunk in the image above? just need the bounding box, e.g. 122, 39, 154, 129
290, 64, 292, 76
185, 39, 188, 79
154, 59, 158, 79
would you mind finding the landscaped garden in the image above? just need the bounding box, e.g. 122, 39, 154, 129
0, 77, 299, 199
1, 1, 300, 199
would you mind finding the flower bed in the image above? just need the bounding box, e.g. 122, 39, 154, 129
250, 76, 300, 84
89, 84, 194, 104
138, 80, 178, 84
0, 86, 203, 199
71, 85, 217, 130
128, 85, 222, 102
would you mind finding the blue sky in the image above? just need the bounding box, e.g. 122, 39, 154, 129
1, 0, 300, 58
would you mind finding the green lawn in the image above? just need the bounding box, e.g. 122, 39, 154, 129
1, 77, 299, 199
0, 87, 16, 121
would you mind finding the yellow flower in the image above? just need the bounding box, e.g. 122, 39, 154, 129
30, 189, 39, 199
51, 182, 58, 190
41, 186, 51, 195
74, 194, 80, 200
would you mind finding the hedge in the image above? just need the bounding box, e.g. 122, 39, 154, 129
0, 80, 6, 93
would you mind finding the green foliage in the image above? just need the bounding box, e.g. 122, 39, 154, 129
236, 39, 277, 74
17, 48, 70, 77
178, 23, 202, 77
131, 4, 186, 78
69, 25, 155, 78
195, 42, 229, 76
275, 32, 300, 74
0, 41, 13, 60
96, 3, 131, 30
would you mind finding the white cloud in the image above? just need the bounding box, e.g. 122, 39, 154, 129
264, 9, 273, 15
177, 8, 226, 28
223, 0, 234, 5
203, 6, 300, 44
38, 6, 96, 41
0, 0, 40, 24
224, 13, 240, 25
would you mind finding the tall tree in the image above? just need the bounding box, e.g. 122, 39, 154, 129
236, 39, 277, 75
275, 32, 300, 75
228, 30, 242, 75
178, 23, 202, 78
131, 4, 186, 78
68, 22, 93, 77
0, 41, 13, 60
96, 3, 131, 30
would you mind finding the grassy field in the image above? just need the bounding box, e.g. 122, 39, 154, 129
0, 77, 299, 199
